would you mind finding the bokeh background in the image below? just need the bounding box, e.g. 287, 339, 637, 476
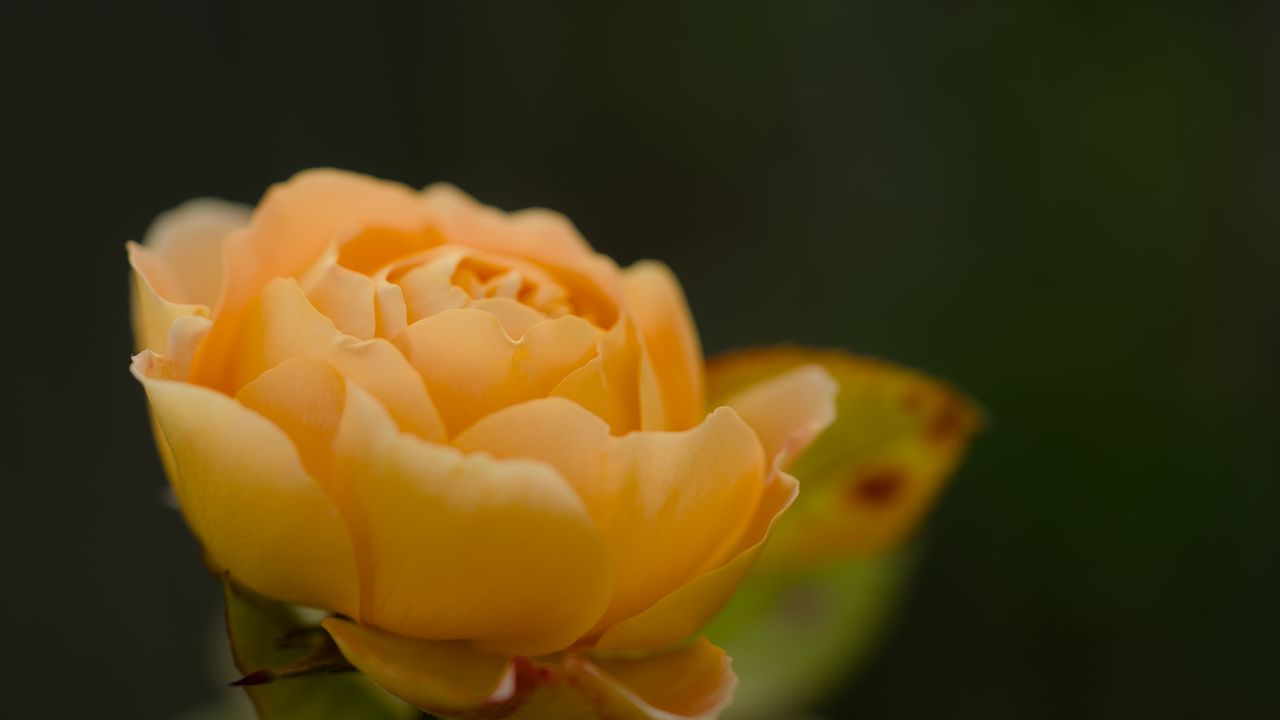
6, 2, 1278, 718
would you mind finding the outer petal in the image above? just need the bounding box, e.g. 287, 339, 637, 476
593, 408, 766, 633
393, 308, 599, 436
578, 638, 736, 720
234, 356, 348, 480
453, 399, 770, 647
193, 169, 430, 389
322, 619, 518, 718
131, 355, 358, 616
717, 364, 838, 464
622, 261, 705, 431
592, 471, 798, 653
128, 242, 208, 354
708, 347, 982, 564
331, 385, 612, 655
140, 197, 252, 307
323, 619, 735, 720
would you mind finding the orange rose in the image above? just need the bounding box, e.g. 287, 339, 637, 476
130, 169, 855, 719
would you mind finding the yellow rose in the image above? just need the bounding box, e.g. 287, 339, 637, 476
129, 169, 844, 717
130, 169, 854, 719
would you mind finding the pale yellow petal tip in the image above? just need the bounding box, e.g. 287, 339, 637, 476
140, 196, 252, 309
323, 619, 736, 720
142, 197, 252, 248
419, 180, 478, 204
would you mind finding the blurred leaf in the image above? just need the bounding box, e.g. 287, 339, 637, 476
223, 582, 419, 720
707, 552, 912, 720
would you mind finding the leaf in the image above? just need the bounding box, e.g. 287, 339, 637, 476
223, 581, 420, 720
706, 551, 913, 720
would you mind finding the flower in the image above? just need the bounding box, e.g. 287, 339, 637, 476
129, 169, 976, 719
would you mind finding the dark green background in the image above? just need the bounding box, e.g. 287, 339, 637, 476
6, 2, 1277, 718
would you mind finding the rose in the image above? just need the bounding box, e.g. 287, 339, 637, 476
131, 169, 980, 719
129, 169, 851, 719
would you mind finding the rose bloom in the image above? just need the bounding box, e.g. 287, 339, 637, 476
129, 170, 973, 719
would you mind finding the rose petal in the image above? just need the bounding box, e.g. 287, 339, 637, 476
230, 278, 446, 442
718, 364, 838, 465
622, 261, 705, 432
467, 298, 548, 339
321, 619, 518, 717
128, 242, 208, 354
235, 356, 347, 479
140, 197, 251, 308
593, 408, 766, 634
456, 399, 767, 642
394, 258, 470, 323
300, 258, 378, 340
330, 385, 612, 655
592, 470, 798, 653
551, 316, 644, 434
132, 356, 359, 616
453, 398, 615, 528
707, 347, 982, 564
582, 638, 736, 720
420, 184, 624, 328
393, 308, 599, 436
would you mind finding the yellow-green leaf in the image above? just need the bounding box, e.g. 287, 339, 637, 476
707, 551, 912, 720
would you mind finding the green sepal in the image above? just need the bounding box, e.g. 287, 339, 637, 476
706, 550, 913, 720
223, 580, 420, 720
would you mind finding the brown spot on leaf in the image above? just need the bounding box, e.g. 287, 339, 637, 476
929, 400, 966, 444
848, 470, 905, 507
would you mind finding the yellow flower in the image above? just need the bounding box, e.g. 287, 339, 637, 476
129, 169, 974, 719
